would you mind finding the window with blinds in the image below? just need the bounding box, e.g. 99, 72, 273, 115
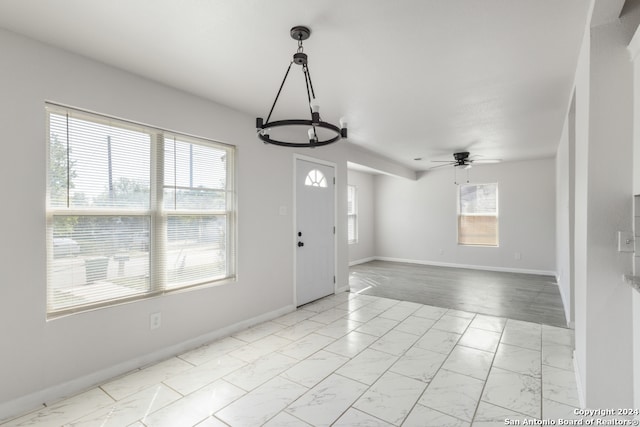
458, 183, 498, 246
46, 104, 235, 317
347, 185, 358, 244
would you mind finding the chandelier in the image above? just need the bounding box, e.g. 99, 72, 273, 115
256, 26, 347, 148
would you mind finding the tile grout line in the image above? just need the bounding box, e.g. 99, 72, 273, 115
266, 296, 391, 426
3, 292, 577, 426
207, 306, 558, 424
468, 315, 508, 424
330, 307, 427, 426
380, 307, 470, 425
212, 293, 374, 426
283, 299, 423, 425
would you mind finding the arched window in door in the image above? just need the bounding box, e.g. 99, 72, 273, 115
305, 169, 328, 188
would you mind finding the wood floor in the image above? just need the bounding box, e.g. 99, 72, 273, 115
349, 260, 568, 328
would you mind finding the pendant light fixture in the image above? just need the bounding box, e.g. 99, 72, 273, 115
256, 26, 347, 148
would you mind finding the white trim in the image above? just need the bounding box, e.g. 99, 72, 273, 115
629, 24, 640, 62
556, 273, 573, 327
294, 153, 337, 169
293, 154, 338, 307
573, 351, 585, 408
374, 256, 556, 277
349, 257, 376, 267
292, 156, 298, 307
336, 285, 349, 293
0, 303, 295, 423
332, 160, 338, 298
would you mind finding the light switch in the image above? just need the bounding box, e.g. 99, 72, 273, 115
618, 231, 635, 253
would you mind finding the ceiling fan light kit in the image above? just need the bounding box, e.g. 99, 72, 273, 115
256, 26, 347, 148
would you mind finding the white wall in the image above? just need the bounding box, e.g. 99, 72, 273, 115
347, 170, 375, 264
572, 6, 637, 407
556, 108, 575, 326
628, 11, 640, 414
0, 29, 350, 419
572, 6, 591, 405
375, 158, 556, 274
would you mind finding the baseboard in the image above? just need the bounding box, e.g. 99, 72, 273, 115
336, 285, 350, 293
374, 256, 556, 277
349, 257, 376, 267
556, 275, 573, 327
573, 352, 585, 409
0, 304, 295, 423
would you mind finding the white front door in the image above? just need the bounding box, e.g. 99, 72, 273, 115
295, 157, 335, 306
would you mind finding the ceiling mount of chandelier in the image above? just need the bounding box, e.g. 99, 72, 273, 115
256, 26, 347, 148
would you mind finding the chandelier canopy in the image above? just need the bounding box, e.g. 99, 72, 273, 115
256, 26, 347, 148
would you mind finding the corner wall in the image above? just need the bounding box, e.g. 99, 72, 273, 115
573, 8, 637, 407
556, 101, 576, 327
628, 9, 640, 413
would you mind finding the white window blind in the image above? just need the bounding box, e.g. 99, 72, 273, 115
46, 104, 235, 316
458, 183, 498, 246
347, 185, 358, 244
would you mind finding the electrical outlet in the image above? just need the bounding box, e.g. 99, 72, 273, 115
150, 312, 161, 330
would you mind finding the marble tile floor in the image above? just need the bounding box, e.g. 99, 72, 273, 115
2, 292, 589, 427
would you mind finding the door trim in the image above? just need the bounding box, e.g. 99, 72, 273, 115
293, 154, 338, 307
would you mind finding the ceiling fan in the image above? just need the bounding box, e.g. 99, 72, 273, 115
430, 151, 501, 169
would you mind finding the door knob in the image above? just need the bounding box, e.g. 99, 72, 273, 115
298, 241, 304, 247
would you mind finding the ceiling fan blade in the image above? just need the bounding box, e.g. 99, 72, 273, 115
471, 159, 501, 164
428, 163, 453, 170
430, 152, 500, 169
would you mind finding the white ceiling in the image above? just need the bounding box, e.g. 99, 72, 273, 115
0, 0, 596, 170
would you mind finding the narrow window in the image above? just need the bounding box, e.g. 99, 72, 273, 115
347, 185, 358, 244
458, 183, 498, 246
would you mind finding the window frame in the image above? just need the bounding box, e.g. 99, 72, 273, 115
305, 169, 328, 188
347, 184, 358, 244
457, 182, 499, 247
45, 103, 236, 317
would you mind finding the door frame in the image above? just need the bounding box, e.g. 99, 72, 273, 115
293, 153, 338, 306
